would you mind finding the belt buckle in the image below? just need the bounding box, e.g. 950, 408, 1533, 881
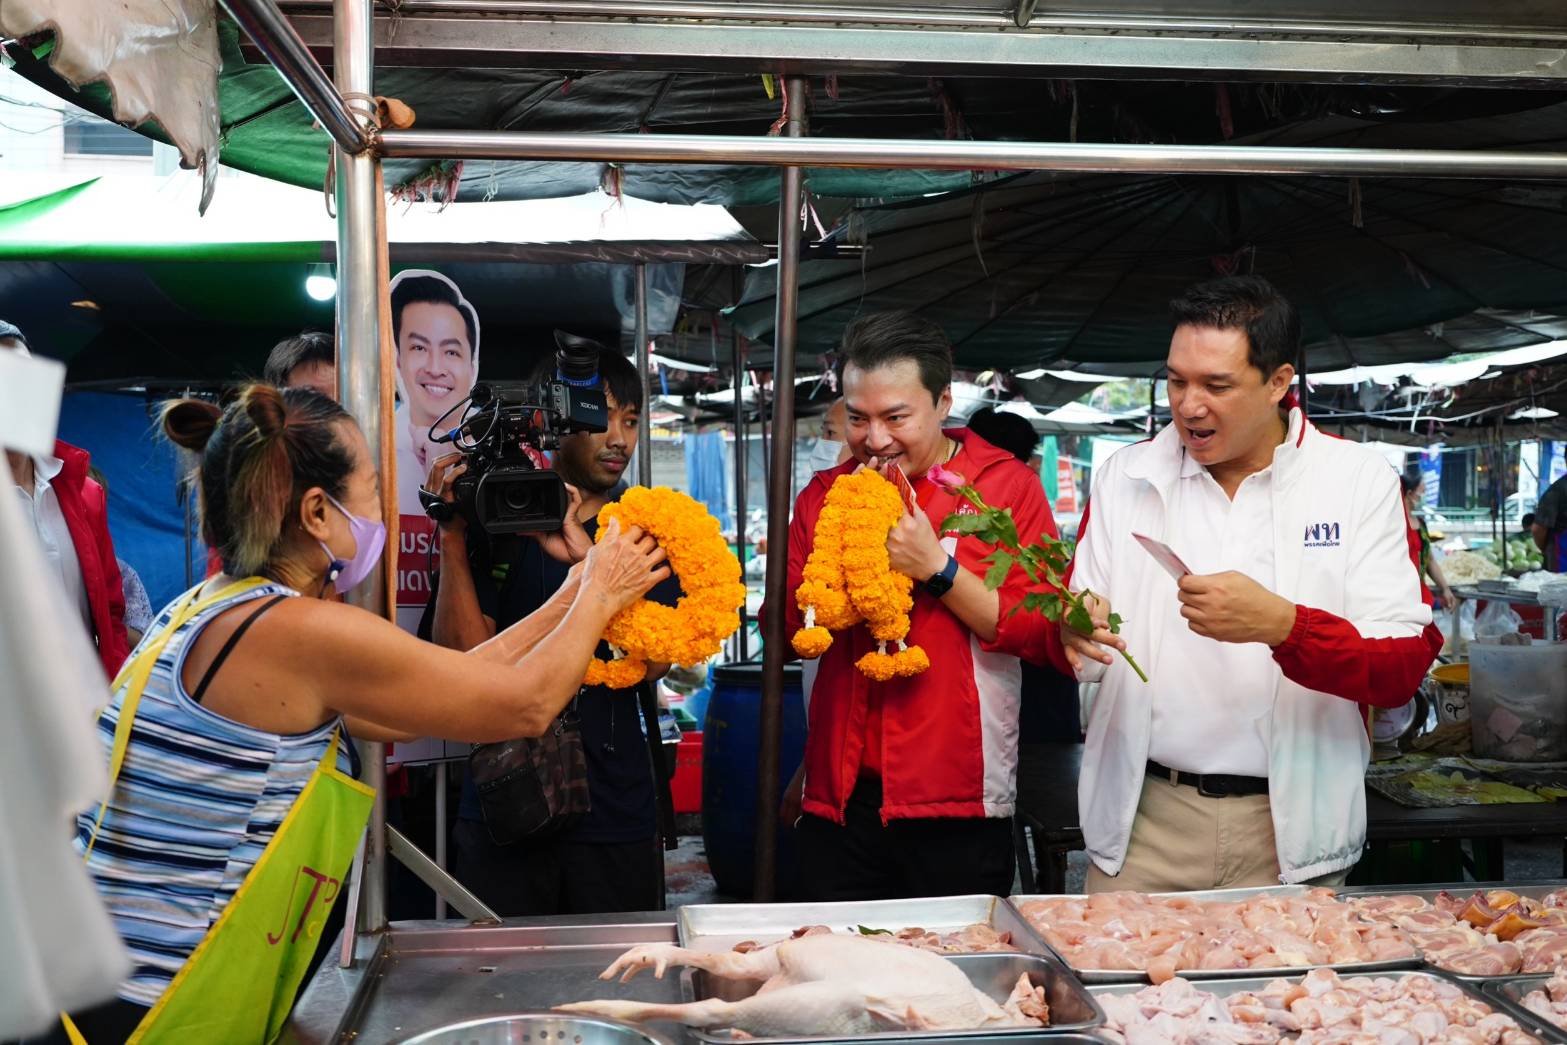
1196, 775, 1229, 799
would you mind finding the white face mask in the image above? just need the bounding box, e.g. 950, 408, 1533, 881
808, 438, 844, 472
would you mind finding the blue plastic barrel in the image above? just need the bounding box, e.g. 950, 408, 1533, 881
701, 661, 806, 899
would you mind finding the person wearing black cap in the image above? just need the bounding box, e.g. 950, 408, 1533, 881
420, 333, 680, 916
2, 321, 130, 679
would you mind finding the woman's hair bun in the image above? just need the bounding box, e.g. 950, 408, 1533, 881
239, 383, 288, 440
161, 398, 223, 452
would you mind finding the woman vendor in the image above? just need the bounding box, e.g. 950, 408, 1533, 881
47, 383, 669, 1044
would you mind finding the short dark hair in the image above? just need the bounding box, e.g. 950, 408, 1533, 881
1400, 471, 1422, 495
1168, 275, 1300, 378
965, 406, 1038, 464
835, 311, 953, 404
263, 330, 335, 387
391, 274, 478, 356
593, 348, 642, 414
1523, 512, 1536, 529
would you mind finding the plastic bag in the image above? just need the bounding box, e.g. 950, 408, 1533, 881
1474, 601, 1523, 642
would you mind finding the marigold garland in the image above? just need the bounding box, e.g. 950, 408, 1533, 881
583, 487, 745, 689
791, 469, 928, 679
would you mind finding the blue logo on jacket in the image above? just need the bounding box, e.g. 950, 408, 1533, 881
1304, 522, 1342, 548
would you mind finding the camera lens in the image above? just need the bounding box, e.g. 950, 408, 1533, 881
502, 484, 536, 512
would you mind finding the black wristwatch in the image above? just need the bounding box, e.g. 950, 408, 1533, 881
923, 554, 960, 598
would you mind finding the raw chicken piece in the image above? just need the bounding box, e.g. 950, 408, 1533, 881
1520, 928, 1567, 973
1102, 971, 1538, 1045
1019, 890, 1414, 979
1098, 978, 1277, 1045
556, 935, 1048, 1038
1520, 965, 1567, 1030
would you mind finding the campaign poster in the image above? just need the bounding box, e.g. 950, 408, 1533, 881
388, 270, 481, 764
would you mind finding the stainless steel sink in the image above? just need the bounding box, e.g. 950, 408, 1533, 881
395, 1012, 680, 1045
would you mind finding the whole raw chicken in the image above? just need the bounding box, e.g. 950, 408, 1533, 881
556, 933, 1049, 1037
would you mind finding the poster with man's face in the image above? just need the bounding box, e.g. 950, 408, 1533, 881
387, 269, 482, 763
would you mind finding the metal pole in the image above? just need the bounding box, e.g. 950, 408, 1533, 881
334, 0, 389, 935
434, 761, 448, 919
221, 0, 372, 153
635, 263, 653, 488
753, 76, 806, 902
732, 322, 749, 662
378, 130, 1567, 180
387, 827, 501, 922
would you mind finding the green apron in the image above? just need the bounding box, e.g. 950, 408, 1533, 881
68, 578, 375, 1044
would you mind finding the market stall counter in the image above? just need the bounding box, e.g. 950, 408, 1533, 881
286, 912, 688, 1045
1016, 743, 1567, 893
286, 902, 1101, 1044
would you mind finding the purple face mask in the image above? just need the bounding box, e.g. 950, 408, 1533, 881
319, 494, 387, 594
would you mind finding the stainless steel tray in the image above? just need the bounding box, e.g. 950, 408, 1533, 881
1335, 880, 1567, 899
1335, 882, 1567, 982
1090, 970, 1545, 1042
1482, 976, 1567, 1044
681, 952, 1103, 1043
677, 896, 1054, 959
1014, 884, 1314, 905
1334, 881, 1567, 901
1006, 890, 1419, 984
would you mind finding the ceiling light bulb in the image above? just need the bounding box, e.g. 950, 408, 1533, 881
305, 264, 336, 302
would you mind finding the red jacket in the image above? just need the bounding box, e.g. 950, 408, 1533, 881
778, 429, 1062, 824
51, 440, 130, 678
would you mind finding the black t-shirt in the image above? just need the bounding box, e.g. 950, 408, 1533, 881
1539, 475, 1567, 573
425, 496, 682, 844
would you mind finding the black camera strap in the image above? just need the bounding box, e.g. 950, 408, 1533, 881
637, 681, 679, 854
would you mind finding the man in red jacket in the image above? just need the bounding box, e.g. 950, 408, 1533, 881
3, 321, 129, 679
779, 311, 1061, 900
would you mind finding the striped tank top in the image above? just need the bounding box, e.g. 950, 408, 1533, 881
75, 581, 351, 1007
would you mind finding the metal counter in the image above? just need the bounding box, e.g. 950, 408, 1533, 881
285, 912, 687, 1045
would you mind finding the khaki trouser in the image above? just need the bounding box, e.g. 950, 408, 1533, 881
1085, 773, 1349, 893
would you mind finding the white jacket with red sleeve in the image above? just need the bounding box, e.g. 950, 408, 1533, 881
1063, 405, 1441, 883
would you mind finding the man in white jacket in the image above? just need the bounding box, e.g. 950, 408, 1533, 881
1053, 276, 1441, 890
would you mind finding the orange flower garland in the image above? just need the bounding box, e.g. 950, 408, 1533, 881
791, 469, 929, 679
583, 487, 746, 689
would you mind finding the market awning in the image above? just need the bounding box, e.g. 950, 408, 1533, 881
7, 13, 1567, 210
0, 174, 756, 384
728, 170, 1567, 372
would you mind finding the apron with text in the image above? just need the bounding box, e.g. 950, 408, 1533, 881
67, 578, 375, 1044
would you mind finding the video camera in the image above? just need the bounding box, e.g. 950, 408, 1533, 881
420, 331, 609, 535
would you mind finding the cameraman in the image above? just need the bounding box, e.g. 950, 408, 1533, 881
423, 335, 678, 915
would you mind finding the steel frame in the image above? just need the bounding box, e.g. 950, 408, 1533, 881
219, 0, 1567, 941
274, 2, 1567, 86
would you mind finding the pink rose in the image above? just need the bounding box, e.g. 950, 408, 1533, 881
926, 463, 966, 491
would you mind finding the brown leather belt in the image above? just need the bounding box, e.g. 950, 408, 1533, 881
1147, 759, 1269, 798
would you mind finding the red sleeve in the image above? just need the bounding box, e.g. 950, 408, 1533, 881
1271, 494, 1441, 708
1011, 497, 1096, 678
1271, 608, 1443, 709
88, 479, 130, 673
971, 467, 1063, 666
